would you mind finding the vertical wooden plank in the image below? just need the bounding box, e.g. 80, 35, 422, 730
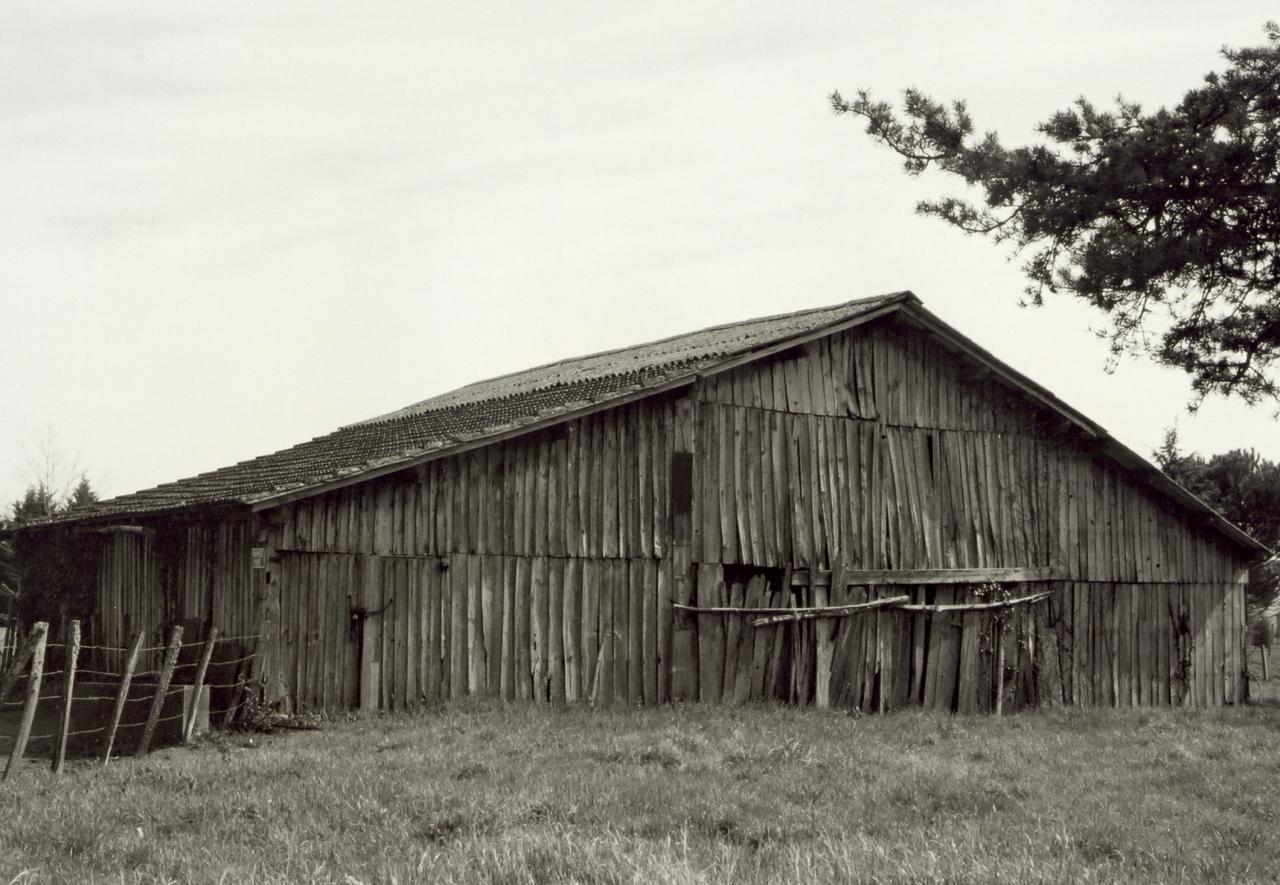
530, 556, 548, 701
325, 558, 340, 712
548, 556, 566, 703
932, 588, 958, 711
602, 416, 620, 558
449, 554, 467, 699
565, 425, 583, 557
719, 406, 740, 564
771, 412, 792, 566
500, 556, 516, 701
812, 579, 833, 709
563, 557, 581, 702
596, 557, 615, 704
657, 557, 672, 704
764, 571, 791, 701
637, 414, 652, 560
722, 578, 745, 702
730, 577, 759, 705
612, 559, 629, 704
357, 556, 378, 710
486, 554, 503, 697
1233, 582, 1245, 704
331, 554, 347, 710
696, 563, 725, 703
424, 558, 441, 702
547, 435, 564, 557
512, 556, 529, 700
628, 558, 644, 705
955, 603, 982, 715
754, 410, 776, 567
643, 558, 658, 705
1210, 583, 1223, 707
582, 559, 600, 702
670, 394, 699, 703
1155, 583, 1169, 706
405, 558, 421, 707
618, 409, 634, 558
378, 559, 394, 710
907, 587, 926, 704
653, 405, 671, 559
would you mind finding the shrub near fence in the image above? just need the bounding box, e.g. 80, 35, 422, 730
0, 621, 261, 780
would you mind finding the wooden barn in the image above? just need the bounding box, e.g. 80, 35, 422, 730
8, 292, 1268, 713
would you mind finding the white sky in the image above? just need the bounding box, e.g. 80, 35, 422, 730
2, 2, 1278, 509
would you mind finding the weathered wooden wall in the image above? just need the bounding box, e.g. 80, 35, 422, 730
276, 396, 677, 561
694, 320, 1239, 581
92, 520, 257, 671
80, 316, 1251, 712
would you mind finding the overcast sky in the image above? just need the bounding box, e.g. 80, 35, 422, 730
2, 2, 1278, 508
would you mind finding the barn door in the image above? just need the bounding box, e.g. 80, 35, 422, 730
361, 555, 437, 712
276, 551, 360, 711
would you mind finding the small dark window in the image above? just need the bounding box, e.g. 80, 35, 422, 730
671, 452, 693, 518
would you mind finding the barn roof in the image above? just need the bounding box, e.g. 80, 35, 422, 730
16, 291, 1268, 555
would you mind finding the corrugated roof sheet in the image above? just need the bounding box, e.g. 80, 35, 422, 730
28, 292, 907, 526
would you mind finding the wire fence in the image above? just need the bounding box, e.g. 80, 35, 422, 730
0, 621, 261, 781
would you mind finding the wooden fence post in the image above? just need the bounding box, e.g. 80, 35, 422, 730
101, 632, 145, 765
0, 625, 43, 707
52, 620, 81, 774
183, 627, 218, 743
3, 621, 48, 781
136, 626, 183, 757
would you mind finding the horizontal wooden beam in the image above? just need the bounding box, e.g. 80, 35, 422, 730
675, 590, 1054, 624
673, 595, 909, 620
78, 525, 154, 536
751, 595, 910, 627
790, 566, 1066, 587
896, 591, 1053, 613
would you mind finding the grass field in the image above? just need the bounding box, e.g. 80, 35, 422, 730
1, 659, 1279, 883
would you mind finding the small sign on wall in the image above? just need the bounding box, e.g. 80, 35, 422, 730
251, 547, 267, 570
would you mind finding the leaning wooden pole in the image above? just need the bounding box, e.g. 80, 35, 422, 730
183, 627, 218, 743
101, 631, 145, 765
3, 621, 48, 781
52, 619, 81, 774
224, 597, 272, 730
0, 624, 45, 706
136, 626, 183, 757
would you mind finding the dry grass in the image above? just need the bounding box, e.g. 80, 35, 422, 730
2, 691, 1280, 884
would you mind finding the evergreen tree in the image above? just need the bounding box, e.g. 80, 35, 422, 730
833, 24, 1280, 406
8, 475, 98, 525
1154, 429, 1280, 610
67, 476, 99, 510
